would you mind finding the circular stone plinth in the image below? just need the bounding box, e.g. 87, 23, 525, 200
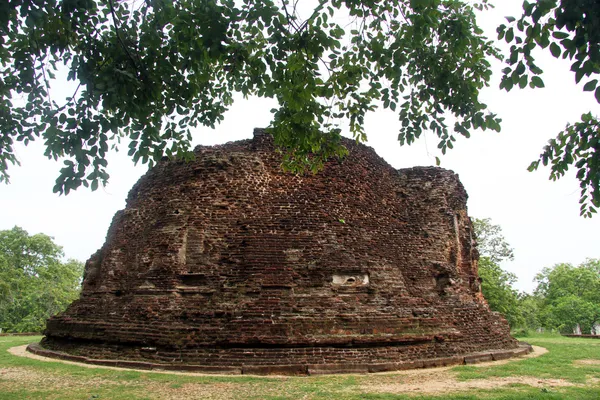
26, 342, 533, 376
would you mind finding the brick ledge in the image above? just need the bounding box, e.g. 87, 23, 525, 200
26, 342, 533, 376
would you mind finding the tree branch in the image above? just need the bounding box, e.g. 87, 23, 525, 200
281, 0, 300, 32
109, 0, 140, 76
298, 0, 328, 32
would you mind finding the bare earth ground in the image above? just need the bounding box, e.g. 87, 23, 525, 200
0, 366, 121, 390
2, 344, 582, 399
573, 359, 600, 365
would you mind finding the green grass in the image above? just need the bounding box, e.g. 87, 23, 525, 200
0, 334, 599, 399
454, 334, 600, 383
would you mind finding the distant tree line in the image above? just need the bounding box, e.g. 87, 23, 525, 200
474, 218, 600, 335
0, 227, 83, 333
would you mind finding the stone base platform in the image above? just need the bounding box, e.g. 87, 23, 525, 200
26, 342, 533, 376
562, 334, 600, 339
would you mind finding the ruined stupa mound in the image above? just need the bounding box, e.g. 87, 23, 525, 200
36, 129, 525, 375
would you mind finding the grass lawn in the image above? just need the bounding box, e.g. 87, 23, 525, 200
0, 333, 599, 399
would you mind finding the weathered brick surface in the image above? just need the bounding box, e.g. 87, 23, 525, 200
42, 129, 518, 373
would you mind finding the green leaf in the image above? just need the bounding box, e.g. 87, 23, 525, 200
550, 42, 561, 58
518, 75, 528, 89
583, 80, 597, 92
530, 76, 545, 88
596, 87, 600, 103
505, 28, 514, 43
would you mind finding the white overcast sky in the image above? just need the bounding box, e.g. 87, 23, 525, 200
1, 0, 598, 292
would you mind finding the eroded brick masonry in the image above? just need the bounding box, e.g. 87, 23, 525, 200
41, 129, 519, 374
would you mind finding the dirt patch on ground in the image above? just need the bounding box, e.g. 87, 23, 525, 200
355, 346, 591, 396
574, 359, 600, 365
360, 374, 577, 395
357, 346, 574, 395
144, 382, 247, 400
0, 366, 121, 391
144, 381, 288, 400
0, 365, 259, 400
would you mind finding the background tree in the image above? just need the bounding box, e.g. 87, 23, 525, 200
498, 0, 600, 217
472, 217, 515, 264
477, 257, 524, 327
517, 292, 542, 331
471, 217, 600, 334
534, 259, 600, 333
472, 217, 524, 328
0, 227, 83, 333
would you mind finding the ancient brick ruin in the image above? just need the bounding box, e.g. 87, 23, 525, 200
36, 129, 526, 374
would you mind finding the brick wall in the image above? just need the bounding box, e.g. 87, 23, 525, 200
43, 129, 517, 370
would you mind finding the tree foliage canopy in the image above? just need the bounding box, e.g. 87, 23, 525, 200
477, 257, 523, 328
498, 0, 600, 217
1, 0, 500, 194
534, 259, 600, 333
2, 0, 598, 216
0, 226, 83, 333
473, 218, 600, 333
472, 217, 515, 264
535, 259, 600, 305
472, 217, 522, 327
